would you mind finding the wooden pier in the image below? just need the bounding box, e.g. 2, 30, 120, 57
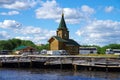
0, 55, 120, 71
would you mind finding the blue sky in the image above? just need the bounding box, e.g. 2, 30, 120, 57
0, 0, 120, 46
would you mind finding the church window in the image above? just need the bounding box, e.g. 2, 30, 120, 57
65, 33, 66, 37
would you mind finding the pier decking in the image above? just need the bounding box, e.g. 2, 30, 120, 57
0, 55, 120, 71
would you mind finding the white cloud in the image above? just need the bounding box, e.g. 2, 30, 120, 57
0, 11, 19, 15
15, 26, 56, 44
18, 26, 42, 34
36, 0, 61, 19
76, 20, 120, 46
0, 19, 55, 44
0, 31, 9, 39
0, 0, 14, 4
105, 6, 114, 13
15, 36, 48, 44
76, 30, 83, 36
15, 36, 31, 40
0, 0, 37, 10
0, 20, 21, 29
35, 0, 94, 24
17, 26, 55, 35
81, 5, 94, 14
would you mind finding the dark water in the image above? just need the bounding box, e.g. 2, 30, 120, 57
0, 68, 120, 80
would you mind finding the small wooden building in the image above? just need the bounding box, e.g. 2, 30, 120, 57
48, 14, 80, 55
14, 46, 35, 54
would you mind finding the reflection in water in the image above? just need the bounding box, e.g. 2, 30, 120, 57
0, 68, 120, 80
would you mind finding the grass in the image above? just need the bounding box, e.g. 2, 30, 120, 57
77, 54, 119, 58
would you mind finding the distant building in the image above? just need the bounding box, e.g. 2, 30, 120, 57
0, 50, 12, 55
48, 13, 80, 55
14, 46, 36, 54
106, 49, 113, 54
79, 47, 97, 54
106, 48, 120, 55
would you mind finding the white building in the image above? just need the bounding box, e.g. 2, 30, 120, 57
106, 49, 113, 54
79, 47, 97, 54
106, 49, 120, 55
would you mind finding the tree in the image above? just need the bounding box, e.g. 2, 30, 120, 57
8, 38, 22, 49
101, 44, 120, 54
0, 40, 13, 50
0, 39, 37, 50
21, 40, 36, 47
37, 44, 49, 50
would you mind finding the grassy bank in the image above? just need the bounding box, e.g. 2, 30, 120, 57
77, 54, 119, 58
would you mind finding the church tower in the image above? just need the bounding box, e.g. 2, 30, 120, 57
57, 13, 69, 40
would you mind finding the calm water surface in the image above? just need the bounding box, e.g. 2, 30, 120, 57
0, 68, 120, 80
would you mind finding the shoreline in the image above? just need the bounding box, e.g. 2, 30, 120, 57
0, 55, 120, 72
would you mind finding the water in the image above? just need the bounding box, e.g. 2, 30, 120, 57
0, 68, 120, 80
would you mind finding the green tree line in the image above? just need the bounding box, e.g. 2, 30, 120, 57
0, 38, 49, 51
0, 38, 37, 50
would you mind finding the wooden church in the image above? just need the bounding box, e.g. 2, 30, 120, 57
48, 13, 80, 55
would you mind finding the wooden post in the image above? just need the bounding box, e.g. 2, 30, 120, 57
73, 64, 77, 71
60, 58, 62, 69
30, 57, 32, 68
89, 58, 94, 71
18, 57, 20, 68
106, 58, 108, 72
72, 57, 74, 64
0, 61, 2, 67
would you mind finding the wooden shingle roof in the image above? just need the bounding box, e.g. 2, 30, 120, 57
49, 36, 80, 46
65, 39, 80, 46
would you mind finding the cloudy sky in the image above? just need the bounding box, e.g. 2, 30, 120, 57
0, 0, 120, 46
